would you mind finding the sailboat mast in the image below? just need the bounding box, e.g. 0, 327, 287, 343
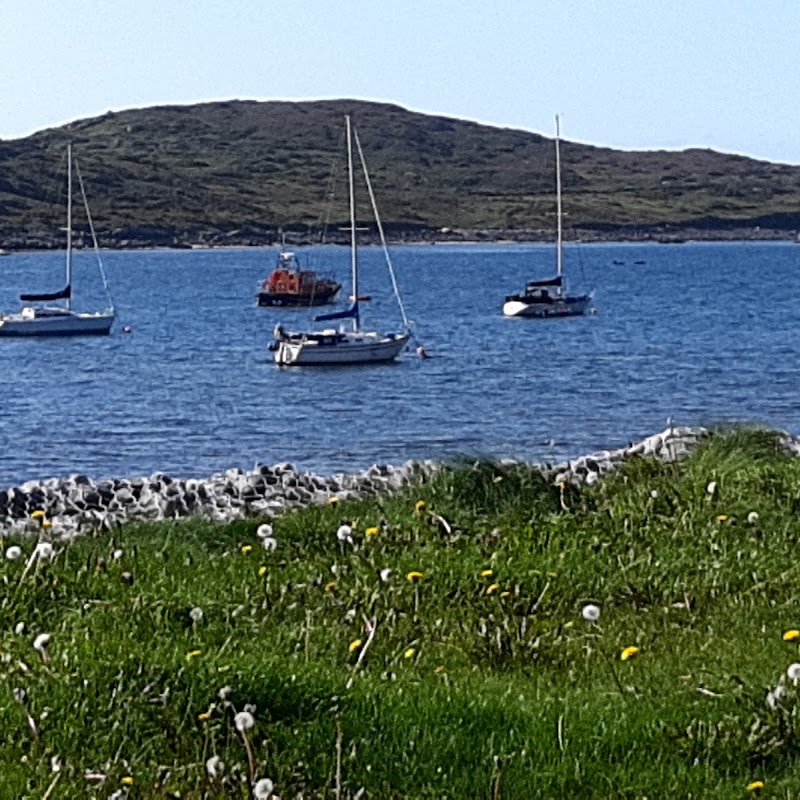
66, 142, 73, 311
555, 116, 563, 282
345, 115, 359, 332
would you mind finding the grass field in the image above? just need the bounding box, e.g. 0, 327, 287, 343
2, 427, 800, 798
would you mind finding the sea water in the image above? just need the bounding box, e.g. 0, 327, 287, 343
0, 241, 796, 486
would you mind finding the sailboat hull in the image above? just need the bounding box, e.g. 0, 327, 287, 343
502, 293, 592, 319
0, 308, 115, 336
273, 330, 409, 366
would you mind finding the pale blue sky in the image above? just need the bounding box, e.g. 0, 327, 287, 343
3, 0, 799, 163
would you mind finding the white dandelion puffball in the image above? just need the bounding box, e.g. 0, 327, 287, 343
336, 524, 354, 544
33, 633, 51, 653
767, 684, 787, 708
581, 604, 601, 622
112, 548, 124, 561
218, 685, 233, 701
5, 545, 22, 561
15, 622, 26, 635
234, 710, 255, 732
706, 481, 717, 496
261, 536, 277, 552
206, 755, 223, 777
787, 663, 800, 684
650, 489, 659, 498
379, 568, 392, 583
34, 541, 54, 561
747, 511, 759, 525
254, 778, 275, 799
256, 523, 274, 539
189, 607, 204, 623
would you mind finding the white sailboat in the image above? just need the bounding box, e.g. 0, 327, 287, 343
271, 116, 411, 366
502, 116, 593, 318
0, 143, 115, 337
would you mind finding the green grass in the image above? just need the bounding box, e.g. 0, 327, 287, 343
3, 426, 800, 797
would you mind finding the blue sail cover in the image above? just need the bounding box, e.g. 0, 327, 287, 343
20, 284, 71, 302
315, 302, 359, 323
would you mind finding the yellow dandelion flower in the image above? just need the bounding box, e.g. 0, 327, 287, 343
486, 583, 500, 594
500, 591, 511, 598
365, 526, 379, 536
415, 500, 427, 513
198, 711, 212, 721
241, 544, 253, 553
747, 780, 765, 792
186, 649, 203, 660
326, 496, 339, 506
404, 647, 416, 659
480, 569, 493, 577
784, 629, 800, 642
716, 514, 729, 521
620, 646, 640, 661
31, 510, 45, 520
41, 520, 53, 529
349, 639, 363, 653
564, 620, 575, 629
406, 571, 424, 582
258, 565, 268, 576
121, 776, 134, 786
492, 475, 503, 483
324, 581, 338, 592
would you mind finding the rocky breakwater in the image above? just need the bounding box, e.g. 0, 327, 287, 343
0, 426, 723, 538
0, 460, 440, 539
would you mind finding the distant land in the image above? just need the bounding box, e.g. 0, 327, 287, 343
1, 99, 800, 250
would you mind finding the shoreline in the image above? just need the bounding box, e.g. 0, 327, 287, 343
0, 426, 710, 538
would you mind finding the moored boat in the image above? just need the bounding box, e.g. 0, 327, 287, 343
256, 251, 340, 307
502, 116, 593, 319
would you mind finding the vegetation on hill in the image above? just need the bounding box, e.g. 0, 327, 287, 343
3, 427, 800, 797
1, 100, 800, 249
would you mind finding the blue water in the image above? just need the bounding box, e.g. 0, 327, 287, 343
0, 241, 797, 487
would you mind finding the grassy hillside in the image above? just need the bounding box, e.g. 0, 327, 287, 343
1, 99, 800, 249
3, 428, 800, 797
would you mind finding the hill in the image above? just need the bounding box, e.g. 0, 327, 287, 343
1, 99, 800, 249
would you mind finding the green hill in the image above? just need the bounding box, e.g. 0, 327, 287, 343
1, 99, 799, 249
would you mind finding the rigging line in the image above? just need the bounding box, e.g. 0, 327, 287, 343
318, 129, 345, 245
352, 126, 412, 332
74, 158, 115, 308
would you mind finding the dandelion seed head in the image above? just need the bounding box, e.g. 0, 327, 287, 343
582, 604, 601, 622
189, 607, 204, 623
256, 523, 274, 539
34, 541, 54, 561
218, 685, 233, 701
33, 633, 50, 653
234, 710, 255, 732
706, 481, 717, 495
336, 524, 354, 544
379, 568, 392, 582
747, 511, 759, 525
112, 548, 124, 561
14, 622, 25, 635
650, 489, 659, 498
767, 684, 787, 708
261, 536, 277, 552
206, 755, 224, 777
5, 545, 22, 561
254, 778, 275, 799
787, 663, 800, 684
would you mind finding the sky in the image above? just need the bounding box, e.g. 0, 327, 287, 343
3, 0, 800, 164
